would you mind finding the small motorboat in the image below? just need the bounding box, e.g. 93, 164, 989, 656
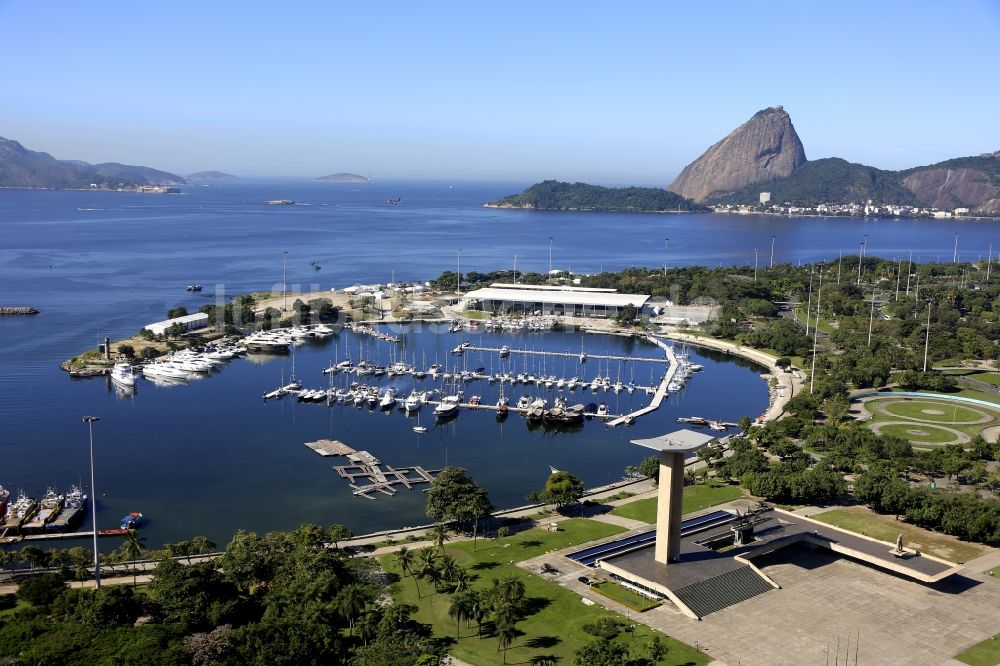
413, 426, 428, 434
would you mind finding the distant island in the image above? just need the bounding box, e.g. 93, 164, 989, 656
315, 173, 369, 183
188, 170, 237, 180
485, 180, 707, 213
0, 135, 185, 191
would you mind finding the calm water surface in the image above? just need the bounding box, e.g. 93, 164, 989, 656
0, 179, 994, 547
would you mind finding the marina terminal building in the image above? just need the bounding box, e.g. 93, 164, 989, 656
143, 312, 210, 336
459, 283, 650, 318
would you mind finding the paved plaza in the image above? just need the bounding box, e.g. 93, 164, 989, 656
526, 543, 1000, 666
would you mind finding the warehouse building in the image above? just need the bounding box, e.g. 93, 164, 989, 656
143, 312, 209, 336
459, 283, 649, 318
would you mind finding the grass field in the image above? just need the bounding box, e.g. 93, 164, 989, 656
794, 305, 838, 335
810, 506, 991, 564
880, 400, 986, 424
866, 397, 1000, 446
877, 423, 964, 444
610, 482, 744, 524
988, 565, 1000, 578
954, 633, 1000, 666
965, 372, 1000, 388
591, 581, 662, 612
379, 518, 708, 665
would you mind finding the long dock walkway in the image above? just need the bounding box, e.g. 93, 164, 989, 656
461, 346, 670, 364
606, 336, 678, 427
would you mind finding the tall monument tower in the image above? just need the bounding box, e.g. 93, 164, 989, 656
631, 430, 716, 563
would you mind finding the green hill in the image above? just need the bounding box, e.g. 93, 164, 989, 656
487, 180, 707, 212
708, 158, 920, 206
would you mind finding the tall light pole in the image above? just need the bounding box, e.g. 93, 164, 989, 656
770, 235, 775, 268
922, 303, 932, 372
754, 249, 759, 282
862, 234, 868, 258
867, 288, 877, 347
83, 415, 101, 589
905, 249, 913, 294
664, 238, 669, 277
282, 250, 288, 311
513, 254, 518, 284
456, 249, 462, 297
987, 242, 993, 282
810, 272, 823, 395
895, 257, 903, 301
804, 273, 813, 337
548, 236, 554, 275
857, 242, 864, 285
953, 233, 959, 263
837, 250, 842, 284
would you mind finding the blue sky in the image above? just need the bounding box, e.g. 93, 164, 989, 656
1, 1, 998, 182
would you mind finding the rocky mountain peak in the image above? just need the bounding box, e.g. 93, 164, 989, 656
669, 106, 807, 202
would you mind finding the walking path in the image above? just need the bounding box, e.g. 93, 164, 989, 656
654, 330, 799, 423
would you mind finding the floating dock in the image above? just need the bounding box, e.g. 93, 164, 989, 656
606, 336, 677, 427
335, 463, 439, 500
461, 345, 671, 364
304, 439, 355, 456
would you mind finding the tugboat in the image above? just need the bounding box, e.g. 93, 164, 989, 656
23, 488, 63, 532
120, 512, 143, 530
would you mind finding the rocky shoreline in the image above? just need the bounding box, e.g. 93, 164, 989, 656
0, 306, 39, 315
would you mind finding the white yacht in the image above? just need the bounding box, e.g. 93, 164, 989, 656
433, 395, 461, 418
142, 361, 190, 380
110, 361, 136, 388
379, 388, 397, 409
403, 391, 424, 413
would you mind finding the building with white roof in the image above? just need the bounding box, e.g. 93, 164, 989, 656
459, 283, 649, 318
143, 312, 209, 336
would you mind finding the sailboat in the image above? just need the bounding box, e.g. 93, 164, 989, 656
413, 409, 427, 433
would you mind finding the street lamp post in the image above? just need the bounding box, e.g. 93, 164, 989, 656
987, 242, 993, 282
457, 249, 462, 297
754, 248, 759, 282
857, 242, 864, 285
770, 235, 775, 268
282, 250, 288, 311
548, 236, 553, 276
83, 415, 101, 589
664, 238, 669, 277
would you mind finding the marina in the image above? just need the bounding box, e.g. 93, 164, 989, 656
0, 179, 798, 547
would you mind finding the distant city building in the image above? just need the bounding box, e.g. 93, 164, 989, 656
759, 191, 771, 204
143, 312, 209, 336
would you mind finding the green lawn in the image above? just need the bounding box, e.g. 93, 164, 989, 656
954, 633, 1000, 666
877, 423, 963, 444
794, 305, 838, 335
591, 581, 661, 612
810, 506, 990, 564
971, 372, 1000, 388
880, 400, 986, 424
379, 518, 708, 665
987, 565, 1000, 578
866, 397, 999, 446
610, 482, 744, 524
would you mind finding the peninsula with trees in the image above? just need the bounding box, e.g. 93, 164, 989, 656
485, 180, 707, 213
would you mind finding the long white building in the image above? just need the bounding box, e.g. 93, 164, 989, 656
459, 283, 649, 318
143, 312, 209, 336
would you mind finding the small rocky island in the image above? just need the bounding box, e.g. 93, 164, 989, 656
486, 180, 707, 213
315, 173, 370, 183
188, 171, 237, 179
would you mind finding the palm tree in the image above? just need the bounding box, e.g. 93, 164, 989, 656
471, 591, 487, 638
439, 554, 459, 585
395, 546, 419, 595
448, 593, 467, 638
496, 574, 526, 606
431, 523, 450, 552
497, 621, 517, 663
337, 583, 369, 635
20, 545, 44, 573
122, 528, 146, 587
191, 535, 217, 558
356, 610, 379, 646
416, 549, 439, 597
452, 567, 472, 593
